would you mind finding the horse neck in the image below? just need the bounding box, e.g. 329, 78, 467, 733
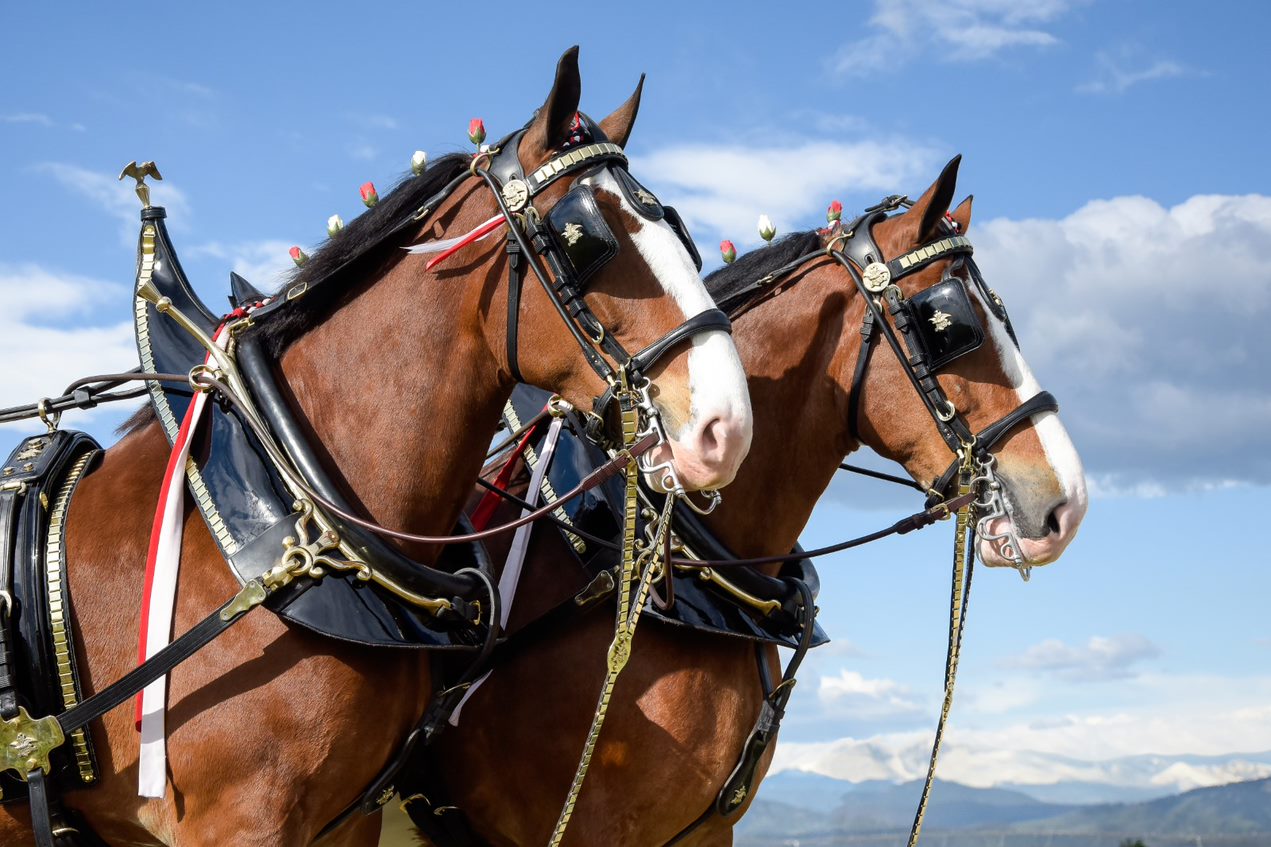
278, 258, 509, 559
703, 267, 863, 565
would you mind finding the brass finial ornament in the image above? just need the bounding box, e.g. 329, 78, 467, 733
118, 161, 163, 209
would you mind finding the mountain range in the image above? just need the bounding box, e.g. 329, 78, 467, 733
735, 772, 1271, 847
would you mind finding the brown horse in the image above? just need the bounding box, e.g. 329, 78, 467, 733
0, 49, 753, 845
414, 157, 1088, 845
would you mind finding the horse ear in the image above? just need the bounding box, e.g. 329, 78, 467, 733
950, 194, 973, 234
598, 74, 645, 149
524, 46, 583, 156
907, 155, 962, 244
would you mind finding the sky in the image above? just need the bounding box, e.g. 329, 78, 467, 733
2, 0, 1269, 800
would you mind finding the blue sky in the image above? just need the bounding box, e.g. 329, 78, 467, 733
3, 1, 1269, 798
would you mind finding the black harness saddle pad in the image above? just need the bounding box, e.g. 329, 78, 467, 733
131, 207, 478, 649
0, 430, 101, 804
504, 385, 828, 650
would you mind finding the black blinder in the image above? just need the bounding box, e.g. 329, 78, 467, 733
662, 205, 702, 272
544, 186, 620, 286
906, 277, 985, 370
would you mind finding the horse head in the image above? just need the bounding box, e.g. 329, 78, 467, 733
475, 47, 752, 492
847, 156, 1087, 568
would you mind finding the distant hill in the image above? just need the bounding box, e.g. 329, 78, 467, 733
1020, 776, 1271, 835
833, 779, 1079, 831
736, 776, 1271, 846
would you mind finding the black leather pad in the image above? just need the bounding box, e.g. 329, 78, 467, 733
907, 277, 985, 370
545, 187, 619, 286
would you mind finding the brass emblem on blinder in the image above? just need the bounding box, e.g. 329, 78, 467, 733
862, 262, 891, 292
501, 179, 529, 213
929, 310, 954, 332
562, 222, 584, 246
635, 188, 658, 206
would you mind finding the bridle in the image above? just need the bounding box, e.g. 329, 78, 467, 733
475, 116, 731, 481
724, 195, 1060, 579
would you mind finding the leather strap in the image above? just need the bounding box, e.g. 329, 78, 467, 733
846, 309, 875, 446
505, 232, 525, 384
56, 577, 313, 738
0, 488, 20, 721
628, 309, 731, 374
28, 768, 56, 847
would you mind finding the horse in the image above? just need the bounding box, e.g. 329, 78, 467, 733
0, 47, 753, 846
407, 155, 1088, 846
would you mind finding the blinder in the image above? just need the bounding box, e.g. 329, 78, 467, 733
544, 186, 620, 286
904, 275, 985, 370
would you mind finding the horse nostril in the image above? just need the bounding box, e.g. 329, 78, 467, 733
1046, 505, 1063, 536
696, 417, 724, 459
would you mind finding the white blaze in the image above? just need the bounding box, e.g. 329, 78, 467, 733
968, 281, 1088, 510
585, 170, 752, 442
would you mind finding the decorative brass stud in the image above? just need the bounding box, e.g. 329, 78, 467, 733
862, 262, 892, 292
501, 178, 529, 213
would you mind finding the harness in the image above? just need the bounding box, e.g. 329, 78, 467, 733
0, 116, 729, 847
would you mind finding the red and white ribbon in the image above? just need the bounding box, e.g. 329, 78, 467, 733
403, 213, 506, 271
449, 413, 564, 726
136, 326, 229, 798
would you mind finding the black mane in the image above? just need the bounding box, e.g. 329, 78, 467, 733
705, 231, 824, 314
251, 152, 472, 358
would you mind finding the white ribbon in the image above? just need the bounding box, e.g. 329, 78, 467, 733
449, 414, 564, 725
402, 214, 505, 255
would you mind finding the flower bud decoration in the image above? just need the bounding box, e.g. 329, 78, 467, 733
720, 240, 737, 264
411, 150, 428, 175
289, 246, 309, 267
360, 181, 378, 208
758, 214, 776, 243
327, 214, 345, 237
468, 118, 486, 147
827, 200, 843, 224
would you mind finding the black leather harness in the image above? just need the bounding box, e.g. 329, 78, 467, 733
0, 431, 104, 844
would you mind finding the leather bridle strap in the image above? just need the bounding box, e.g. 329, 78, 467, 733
476, 167, 618, 386
833, 252, 975, 452
629, 309, 731, 374
505, 231, 525, 383
590, 308, 733, 420
926, 390, 1059, 503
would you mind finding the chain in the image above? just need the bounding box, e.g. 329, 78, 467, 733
907, 448, 977, 847
548, 370, 675, 847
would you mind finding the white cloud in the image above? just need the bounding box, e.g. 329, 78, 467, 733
1078, 48, 1197, 95
3, 113, 87, 132
632, 139, 941, 247
830, 0, 1081, 76
0, 264, 135, 413
1002, 634, 1161, 681
37, 163, 191, 242
819, 670, 925, 716
973, 192, 1271, 488
2, 112, 55, 127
